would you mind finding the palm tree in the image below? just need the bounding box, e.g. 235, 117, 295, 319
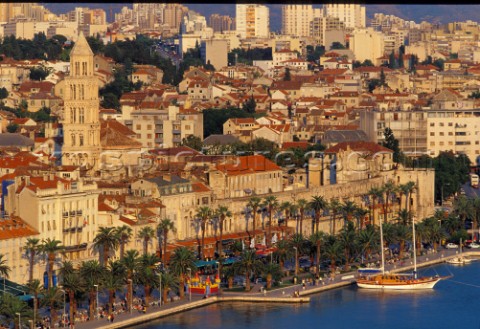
196, 206, 212, 260
399, 181, 416, 213
41, 286, 63, 325
115, 225, 133, 260
0, 292, 32, 329
137, 226, 155, 255
356, 224, 379, 263
395, 223, 412, 259
280, 201, 293, 228
273, 240, 289, 270
169, 247, 197, 299
23, 238, 40, 282
329, 198, 341, 234
353, 206, 368, 231
396, 209, 412, 226
103, 260, 125, 314
222, 265, 236, 289
262, 196, 279, 247
26, 279, 42, 326
121, 249, 140, 313
215, 206, 232, 257
323, 239, 343, 274
340, 200, 357, 226
247, 197, 262, 234
288, 233, 306, 275
160, 272, 179, 305
62, 271, 84, 324
263, 263, 282, 289
367, 186, 383, 227
337, 221, 357, 271
157, 218, 176, 264
92, 227, 119, 265
297, 198, 308, 235
233, 250, 265, 291
469, 197, 480, 241
382, 180, 397, 223
39, 239, 63, 290
453, 195, 473, 228
309, 231, 325, 275
138, 253, 160, 306
79, 260, 104, 320
309, 195, 327, 233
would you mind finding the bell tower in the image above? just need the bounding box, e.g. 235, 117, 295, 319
62, 32, 101, 171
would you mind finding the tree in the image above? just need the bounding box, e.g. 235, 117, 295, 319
380, 68, 386, 86
23, 238, 40, 282
62, 271, 84, 323
284, 67, 291, 81
382, 127, 402, 163
159, 271, 179, 305
169, 247, 197, 299
337, 221, 357, 271
309, 231, 325, 275
181, 135, 203, 151
329, 198, 342, 235
0, 87, 8, 99
120, 249, 140, 312
356, 224, 379, 263
39, 239, 63, 290
41, 286, 63, 325
29, 66, 50, 80
115, 225, 133, 260
242, 96, 256, 114
297, 199, 309, 235
309, 195, 328, 234
79, 260, 104, 320
137, 226, 155, 255
195, 206, 212, 260
248, 196, 262, 235
157, 218, 176, 264
330, 42, 346, 50
102, 261, 125, 314
233, 250, 264, 291
6, 123, 18, 133
289, 233, 306, 275
262, 196, 279, 247
263, 263, 282, 289
214, 206, 232, 257
93, 227, 119, 265
0, 292, 32, 329
26, 279, 42, 326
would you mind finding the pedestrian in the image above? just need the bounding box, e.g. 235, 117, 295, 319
110, 314, 114, 323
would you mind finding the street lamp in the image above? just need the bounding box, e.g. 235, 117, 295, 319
60, 289, 66, 328
94, 284, 99, 320
28, 319, 33, 329
293, 246, 298, 277
187, 268, 192, 301
15, 312, 20, 329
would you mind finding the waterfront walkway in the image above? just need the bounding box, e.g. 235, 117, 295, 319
76, 248, 477, 329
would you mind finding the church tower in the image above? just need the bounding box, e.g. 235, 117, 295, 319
62, 33, 101, 171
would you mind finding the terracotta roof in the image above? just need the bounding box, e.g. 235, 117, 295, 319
216, 155, 281, 175
0, 216, 38, 240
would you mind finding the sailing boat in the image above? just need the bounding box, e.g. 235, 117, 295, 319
357, 215, 443, 290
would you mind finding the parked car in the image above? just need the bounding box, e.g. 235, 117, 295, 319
468, 242, 480, 249
445, 243, 459, 249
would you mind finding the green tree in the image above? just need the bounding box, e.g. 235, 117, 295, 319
137, 226, 155, 255
214, 206, 232, 257
196, 206, 212, 260
0, 87, 8, 99
309, 195, 328, 234
242, 96, 256, 114
121, 249, 140, 313
233, 250, 264, 291
0, 292, 32, 329
284, 67, 291, 81
115, 225, 133, 260
157, 218, 176, 264
181, 135, 203, 151
79, 260, 104, 320
62, 271, 84, 323
102, 260, 125, 314
382, 127, 402, 163
248, 196, 262, 234
93, 227, 119, 265
262, 196, 279, 247
263, 263, 282, 289
6, 123, 18, 133
330, 42, 346, 49
23, 238, 40, 282
39, 239, 63, 290
29, 66, 50, 80
159, 271, 179, 305
169, 247, 197, 299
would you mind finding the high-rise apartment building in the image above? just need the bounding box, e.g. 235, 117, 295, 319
209, 14, 235, 33
282, 5, 314, 37
324, 4, 366, 29
310, 15, 345, 46
236, 4, 269, 39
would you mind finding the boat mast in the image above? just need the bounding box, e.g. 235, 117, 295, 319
412, 215, 417, 279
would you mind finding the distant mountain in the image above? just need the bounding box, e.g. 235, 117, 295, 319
42, 3, 480, 32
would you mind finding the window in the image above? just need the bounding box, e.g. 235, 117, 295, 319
147, 134, 152, 139
79, 108, 84, 123
430, 132, 435, 136
71, 134, 75, 146
439, 132, 444, 136
79, 135, 84, 146
430, 123, 435, 127
448, 122, 453, 126
430, 142, 435, 146
439, 122, 444, 127
136, 124, 141, 130
147, 125, 152, 130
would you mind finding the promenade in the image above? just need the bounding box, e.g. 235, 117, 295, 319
75, 248, 478, 329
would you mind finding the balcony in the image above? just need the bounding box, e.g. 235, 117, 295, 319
62, 212, 69, 218
69, 211, 76, 217
64, 243, 88, 252
76, 210, 83, 215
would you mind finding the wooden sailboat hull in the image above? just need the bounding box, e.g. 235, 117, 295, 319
356, 277, 442, 290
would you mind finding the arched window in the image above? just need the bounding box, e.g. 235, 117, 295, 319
79, 85, 84, 100
71, 134, 75, 146
70, 108, 76, 123
79, 134, 84, 146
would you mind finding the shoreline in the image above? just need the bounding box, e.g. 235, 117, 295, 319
76, 250, 478, 329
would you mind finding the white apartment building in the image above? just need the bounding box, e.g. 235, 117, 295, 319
324, 3, 366, 29
236, 4, 269, 39
349, 28, 385, 62
281, 4, 314, 37
360, 109, 480, 162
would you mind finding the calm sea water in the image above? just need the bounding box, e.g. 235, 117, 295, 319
137, 262, 480, 329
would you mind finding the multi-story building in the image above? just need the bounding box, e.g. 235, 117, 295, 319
62, 32, 101, 171
281, 4, 314, 37
209, 14, 235, 33
125, 106, 203, 149
324, 3, 366, 29
200, 39, 228, 71
236, 4, 269, 39
310, 15, 346, 47
349, 28, 385, 62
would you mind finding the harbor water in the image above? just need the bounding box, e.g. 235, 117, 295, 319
136, 261, 480, 329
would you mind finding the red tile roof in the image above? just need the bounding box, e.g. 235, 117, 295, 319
325, 141, 393, 154
216, 155, 281, 175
